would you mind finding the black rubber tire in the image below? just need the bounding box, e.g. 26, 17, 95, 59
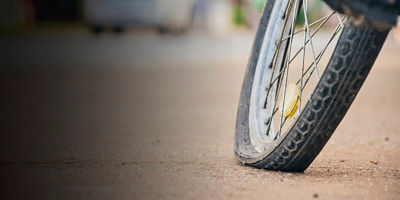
234, 0, 389, 172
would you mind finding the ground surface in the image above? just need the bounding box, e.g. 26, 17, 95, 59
0, 30, 399, 199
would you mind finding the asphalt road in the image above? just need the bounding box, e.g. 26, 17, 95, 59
0, 30, 399, 199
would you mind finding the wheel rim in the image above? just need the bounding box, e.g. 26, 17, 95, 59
249, 0, 347, 152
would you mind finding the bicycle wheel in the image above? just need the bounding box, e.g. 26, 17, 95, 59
234, 0, 389, 172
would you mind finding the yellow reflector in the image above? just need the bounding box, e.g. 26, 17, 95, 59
282, 83, 300, 119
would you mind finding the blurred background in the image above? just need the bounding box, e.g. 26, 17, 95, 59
0, 0, 335, 34
1, 0, 400, 199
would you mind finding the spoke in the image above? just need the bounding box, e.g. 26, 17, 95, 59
263, 0, 296, 109
275, 117, 288, 138
303, 0, 320, 81
267, 11, 335, 88
263, 2, 346, 139
278, 16, 347, 131
298, 25, 307, 115
265, 0, 297, 139
296, 16, 346, 86
265, 107, 279, 135
288, 11, 335, 64
278, 0, 299, 137
336, 13, 344, 28
299, 17, 346, 90
281, 11, 335, 42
